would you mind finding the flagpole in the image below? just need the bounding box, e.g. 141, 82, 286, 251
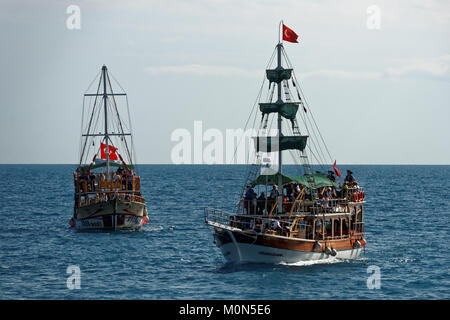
278, 20, 283, 44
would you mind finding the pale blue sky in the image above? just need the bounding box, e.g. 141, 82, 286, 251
0, 0, 449, 164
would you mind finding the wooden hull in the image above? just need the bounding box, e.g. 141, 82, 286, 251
72, 198, 148, 230
213, 228, 365, 264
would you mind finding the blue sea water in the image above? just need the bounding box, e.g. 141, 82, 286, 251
0, 164, 449, 300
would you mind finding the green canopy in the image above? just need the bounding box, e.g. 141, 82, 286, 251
254, 136, 308, 152
79, 161, 134, 173
291, 173, 338, 189
250, 171, 296, 187
250, 172, 338, 189
259, 102, 299, 120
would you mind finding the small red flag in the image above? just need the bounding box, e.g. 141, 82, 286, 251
100, 143, 118, 161
333, 160, 341, 178
282, 24, 299, 43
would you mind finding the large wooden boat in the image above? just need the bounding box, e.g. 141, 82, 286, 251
70, 65, 148, 230
205, 26, 366, 264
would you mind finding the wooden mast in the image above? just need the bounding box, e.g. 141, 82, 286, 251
102, 65, 110, 177
276, 42, 283, 212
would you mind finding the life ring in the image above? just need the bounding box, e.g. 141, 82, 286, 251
324, 247, 331, 255
331, 248, 337, 256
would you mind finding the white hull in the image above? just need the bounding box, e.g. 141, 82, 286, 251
217, 239, 362, 264
72, 198, 148, 230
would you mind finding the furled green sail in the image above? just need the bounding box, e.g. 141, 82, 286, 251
266, 67, 293, 83
259, 102, 299, 120
254, 135, 308, 152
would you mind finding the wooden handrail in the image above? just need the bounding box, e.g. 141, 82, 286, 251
75, 190, 141, 195
288, 188, 305, 218
268, 199, 278, 217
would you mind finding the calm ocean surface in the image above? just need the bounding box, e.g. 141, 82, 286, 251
0, 164, 448, 300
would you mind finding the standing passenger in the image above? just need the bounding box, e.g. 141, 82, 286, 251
245, 185, 256, 215
269, 185, 279, 214
344, 170, 355, 184
257, 192, 266, 215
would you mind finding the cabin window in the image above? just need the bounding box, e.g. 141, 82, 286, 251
342, 218, 349, 235
355, 206, 363, 233
325, 219, 332, 237
333, 218, 340, 238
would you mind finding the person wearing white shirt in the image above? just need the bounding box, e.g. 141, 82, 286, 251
272, 216, 283, 232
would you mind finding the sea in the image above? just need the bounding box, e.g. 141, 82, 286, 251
0, 164, 448, 300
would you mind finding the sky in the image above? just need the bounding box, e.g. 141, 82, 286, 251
0, 0, 449, 164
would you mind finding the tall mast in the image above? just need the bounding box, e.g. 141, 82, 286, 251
276, 43, 283, 203
81, 65, 132, 174
276, 43, 283, 173
102, 65, 110, 176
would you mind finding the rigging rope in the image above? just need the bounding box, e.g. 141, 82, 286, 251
230, 46, 277, 164
80, 72, 102, 166
108, 71, 137, 165
282, 49, 334, 165
106, 71, 133, 164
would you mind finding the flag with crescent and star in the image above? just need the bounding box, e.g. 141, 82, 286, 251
100, 142, 119, 161
282, 24, 299, 43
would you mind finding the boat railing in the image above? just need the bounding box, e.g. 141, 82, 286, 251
77, 191, 145, 207
204, 207, 315, 239
237, 198, 352, 216
341, 186, 365, 203
206, 206, 365, 241
74, 172, 141, 195
352, 221, 365, 235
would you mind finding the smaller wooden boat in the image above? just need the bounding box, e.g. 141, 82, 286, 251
70, 65, 148, 230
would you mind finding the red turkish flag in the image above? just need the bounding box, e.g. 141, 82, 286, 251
333, 160, 341, 178
282, 24, 299, 43
100, 143, 118, 160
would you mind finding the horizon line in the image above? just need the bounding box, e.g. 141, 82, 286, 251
0, 163, 449, 166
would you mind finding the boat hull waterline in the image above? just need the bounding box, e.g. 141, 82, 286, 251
213, 228, 365, 264
71, 199, 148, 230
